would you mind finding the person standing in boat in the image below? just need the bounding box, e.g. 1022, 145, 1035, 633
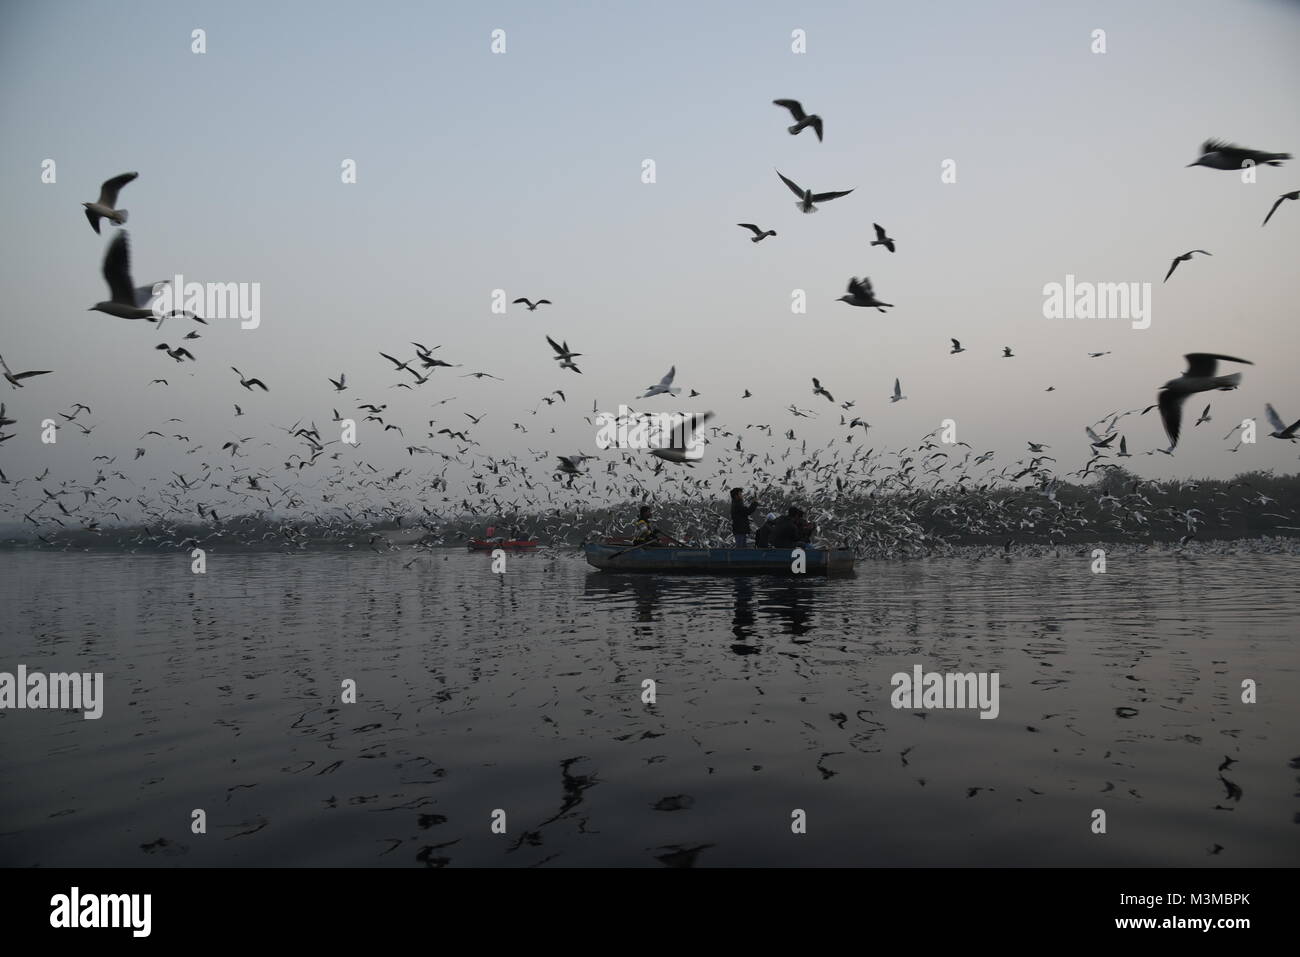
729, 487, 759, 547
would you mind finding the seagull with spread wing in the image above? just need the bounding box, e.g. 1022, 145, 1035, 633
776, 170, 854, 214
1157, 353, 1253, 449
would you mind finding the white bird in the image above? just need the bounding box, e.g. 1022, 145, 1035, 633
650, 412, 714, 465
641, 366, 680, 398
1265, 403, 1300, 440
776, 170, 853, 214
1157, 353, 1253, 449
890, 378, 906, 403
82, 171, 137, 234
89, 232, 194, 323
556, 454, 593, 475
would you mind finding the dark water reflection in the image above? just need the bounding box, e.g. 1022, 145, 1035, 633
0, 550, 1296, 866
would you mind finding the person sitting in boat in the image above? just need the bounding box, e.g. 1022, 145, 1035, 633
632, 506, 660, 546
729, 487, 759, 547
754, 512, 778, 548
768, 507, 813, 549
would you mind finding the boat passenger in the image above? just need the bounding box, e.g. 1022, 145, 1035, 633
754, 512, 777, 548
730, 487, 759, 547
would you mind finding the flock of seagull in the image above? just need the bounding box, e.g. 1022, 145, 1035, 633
1, 117, 1297, 555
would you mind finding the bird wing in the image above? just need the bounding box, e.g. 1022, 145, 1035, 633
1263, 195, 1284, 226
660, 366, 676, 386
810, 188, 853, 202
84, 208, 101, 234
776, 170, 804, 197
98, 171, 138, 207
546, 335, 564, 356
133, 281, 166, 307
893, 378, 901, 396
1158, 390, 1184, 447
1163, 258, 1179, 282
1265, 403, 1287, 433
772, 99, 806, 121
536, 299, 551, 306
1183, 353, 1252, 377
737, 223, 761, 235
951, 338, 960, 348
102, 231, 136, 304
873, 223, 887, 241
812, 377, 821, 389
511, 298, 531, 306
14, 370, 52, 381
809, 116, 823, 142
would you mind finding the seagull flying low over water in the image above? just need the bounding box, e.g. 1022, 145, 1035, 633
870, 223, 895, 252
512, 298, 551, 311
1164, 249, 1211, 283
776, 170, 853, 214
1187, 139, 1291, 170
1265, 403, 1300, 440
837, 276, 892, 311
1262, 190, 1299, 226
890, 378, 906, 403
90, 232, 195, 323
641, 366, 680, 398
1, 353, 52, 389
546, 335, 582, 374
772, 99, 823, 141
82, 171, 137, 234
737, 223, 776, 242
1157, 353, 1253, 449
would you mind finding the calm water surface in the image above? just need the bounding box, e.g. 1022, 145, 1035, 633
1, 550, 1296, 867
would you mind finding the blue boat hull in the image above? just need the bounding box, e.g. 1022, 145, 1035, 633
582, 544, 854, 575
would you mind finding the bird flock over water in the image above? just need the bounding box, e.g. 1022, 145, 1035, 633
1, 117, 1298, 557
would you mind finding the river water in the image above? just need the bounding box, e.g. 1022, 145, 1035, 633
1, 549, 1296, 866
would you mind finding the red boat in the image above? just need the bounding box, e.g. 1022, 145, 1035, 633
467, 539, 539, 551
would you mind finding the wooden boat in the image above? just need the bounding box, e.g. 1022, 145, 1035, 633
467, 539, 539, 551
582, 543, 854, 575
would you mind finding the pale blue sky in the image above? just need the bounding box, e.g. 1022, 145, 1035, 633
1, 0, 1298, 514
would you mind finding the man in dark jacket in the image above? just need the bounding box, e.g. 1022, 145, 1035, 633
768, 507, 811, 549
729, 487, 758, 547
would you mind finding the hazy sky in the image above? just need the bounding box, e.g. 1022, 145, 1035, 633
1, 0, 1298, 519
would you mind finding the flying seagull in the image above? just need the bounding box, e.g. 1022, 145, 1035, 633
771, 99, 823, 141
90, 232, 194, 323
546, 335, 582, 373
837, 276, 892, 311
890, 378, 906, 403
1002, 346, 1015, 358
1187, 139, 1290, 170
1157, 353, 1253, 449
155, 343, 195, 362
870, 223, 896, 253
0, 353, 52, 389
737, 223, 776, 243
650, 412, 714, 465
1164, 250, 1211, 283
1262, 190, 1299, 226
1265, 403, 1300, 440
231, 367, 269, 391
950, 339, 966, 354
329, 373, 347, 391
776, 170, 853, 214
82, 171, 137, 234
811, 377, 834, 403
513, 298, 551, 311
641, 366, 680, 398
